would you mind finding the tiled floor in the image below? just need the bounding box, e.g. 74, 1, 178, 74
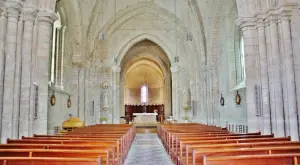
124, 134, 174, 165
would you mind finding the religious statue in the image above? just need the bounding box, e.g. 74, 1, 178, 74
182, 88, 191, 111
103, 92, 110, 110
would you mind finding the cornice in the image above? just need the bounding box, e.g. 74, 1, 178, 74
236, 17, 256, 30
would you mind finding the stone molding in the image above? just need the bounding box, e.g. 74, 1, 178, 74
112, 66, 121, 73
37, 11, 57, 25
4, 1, 22, 19
23, 7, 38, 22
237, 4, 299, 30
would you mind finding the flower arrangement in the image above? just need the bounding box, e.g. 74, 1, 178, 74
100, 117, 108, 122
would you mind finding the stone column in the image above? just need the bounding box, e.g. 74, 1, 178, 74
1, 1, 21, 143
264, 15, 285, 137
171, 65, 180, 121
164, 76, 171, 117
256, 18, 271, 135
206, 67, 212, 125
112, 66, 121, 124
12, 9, 23, 139
77, 66, 85, 120
33, 11, 56, 135
0, 2, 7, 138
280, 10, 299, 140
236, 17, 260, 133
19, 7, 37, 137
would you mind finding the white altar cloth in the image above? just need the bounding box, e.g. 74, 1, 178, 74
133, 113, 157, 124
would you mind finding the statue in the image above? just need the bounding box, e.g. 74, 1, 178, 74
103, 92, 110, 110
182, 88, 191, 111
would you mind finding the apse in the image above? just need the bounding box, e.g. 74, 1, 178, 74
120, 39, 172, 117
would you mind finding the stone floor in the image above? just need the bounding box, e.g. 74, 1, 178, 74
124, 133, 174, 165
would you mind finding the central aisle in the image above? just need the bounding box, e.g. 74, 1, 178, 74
124, 133, 173, 165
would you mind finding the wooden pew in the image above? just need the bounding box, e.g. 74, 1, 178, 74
192, 146, 300, 165
0, 157, 102, 165
202, 154, 300, 165
2, 124, 135, 165
158, 124, 300, 165
0, 149, 109, 165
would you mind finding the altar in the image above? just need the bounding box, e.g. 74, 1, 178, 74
133, 113, 157, 125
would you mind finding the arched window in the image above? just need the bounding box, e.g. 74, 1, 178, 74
141, 84, 148, 103
50, 11, 66, 89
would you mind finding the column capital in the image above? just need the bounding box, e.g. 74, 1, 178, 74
265, 14, 279, 24
37, 11, 57, 25
23, 7, 38, 22
255, 17, 265, 28
4, 0, 22, 19
279, 8, 293, 20
236, 17, 256, 31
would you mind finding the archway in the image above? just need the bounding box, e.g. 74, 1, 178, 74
119, 40, 172, 122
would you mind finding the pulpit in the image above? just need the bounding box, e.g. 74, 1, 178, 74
133, 113, 157, 124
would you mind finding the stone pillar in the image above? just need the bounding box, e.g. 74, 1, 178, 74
256, 18, 271, 135
77, 66, 85, 120
206, 67, 212, 125
236, 18, 260, 133
12, 9, 23, 139
200, 67, 208, 124
164, 76, 171, 117
267, 15, 285, 137
0, 2, 7, 138
19, 7, 37, 137
33, 11, 56, 135
112, 66, 121, 124
171, 65, 180, 121
1, 1, 21, 143
280, 10, 299, 140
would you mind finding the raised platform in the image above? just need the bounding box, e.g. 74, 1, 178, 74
134, 123, 158, 128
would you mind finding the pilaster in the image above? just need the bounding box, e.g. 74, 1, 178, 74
171, 65, 180, 121
112, 66, 121, 124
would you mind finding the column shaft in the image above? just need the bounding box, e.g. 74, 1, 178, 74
12, 14, 23, 139
1, 2, 21, 143
33, 12, 56, 135
268, 17, 285, 137
281, 16, 299, 140
257, 22, 271, 135
19, 8, 36, 137
0, 4, 7, 139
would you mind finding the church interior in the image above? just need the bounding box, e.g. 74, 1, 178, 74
0, 0, 300, 164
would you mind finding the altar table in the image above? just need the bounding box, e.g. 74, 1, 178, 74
133, 113, 157, 124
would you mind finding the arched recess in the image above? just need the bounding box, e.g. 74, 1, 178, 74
113, 39, 172, 122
